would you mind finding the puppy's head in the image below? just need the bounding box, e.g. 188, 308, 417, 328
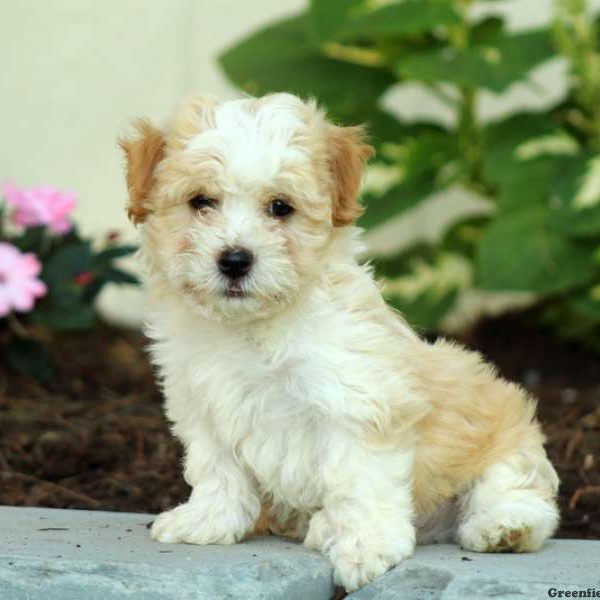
120, 93, 372, 321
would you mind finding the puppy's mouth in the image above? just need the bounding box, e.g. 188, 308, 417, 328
224, 281, 248, 299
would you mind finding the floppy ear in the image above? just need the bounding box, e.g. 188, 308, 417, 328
119, 119, 166, 224
328, 125, 374, 227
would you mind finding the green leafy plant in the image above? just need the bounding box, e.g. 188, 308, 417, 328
0, 183, 138, 381
220, 0, 600, 345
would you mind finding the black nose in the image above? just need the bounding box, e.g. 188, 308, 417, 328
218, 247, 254, 279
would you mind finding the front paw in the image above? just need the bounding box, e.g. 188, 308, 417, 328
329, 535, 414, 591
151, 501, 248, 545
305, 511, 415, 591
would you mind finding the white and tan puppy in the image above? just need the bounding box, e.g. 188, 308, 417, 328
121, 93, 559, 592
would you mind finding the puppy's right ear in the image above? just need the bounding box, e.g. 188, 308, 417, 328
119, 119, 166, 224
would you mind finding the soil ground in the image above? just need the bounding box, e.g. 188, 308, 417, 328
1, 312, 598, 539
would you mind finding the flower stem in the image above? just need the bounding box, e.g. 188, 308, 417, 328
450, 1, 485, 189
554, 0, 600, 150
7, 313, 28, 338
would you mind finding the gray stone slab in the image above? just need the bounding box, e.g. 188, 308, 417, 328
349, 540, 600, 600
1, 507, 598, 600
0, 507, 334, 600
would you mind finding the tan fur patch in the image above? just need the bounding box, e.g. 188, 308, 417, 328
410, 340, 543, 516
327, 125, 374, 227
250, 503, 305, 540
119, 119, 166, 224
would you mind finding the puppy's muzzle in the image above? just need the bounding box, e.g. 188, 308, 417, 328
218, 247, 254, 280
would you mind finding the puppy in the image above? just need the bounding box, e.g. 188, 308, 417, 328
120, 93, 559, 592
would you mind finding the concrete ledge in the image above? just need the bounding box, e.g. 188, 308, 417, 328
0, 507, 333, 600
0, 507, 598, 600
349, 539, 600, 599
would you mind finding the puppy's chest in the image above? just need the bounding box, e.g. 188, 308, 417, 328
198, 317, 325, 397
205, 330, 329, 425
200, 331, 346, 507
241, 409, 329, 510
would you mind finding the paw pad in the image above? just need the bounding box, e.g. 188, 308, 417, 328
488, 526, 532, 553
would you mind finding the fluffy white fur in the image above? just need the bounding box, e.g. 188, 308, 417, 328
121, 93, 560, 592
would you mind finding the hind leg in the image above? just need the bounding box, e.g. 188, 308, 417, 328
457, 449, 559, 553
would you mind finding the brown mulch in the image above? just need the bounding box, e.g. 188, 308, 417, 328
0, 327, 188, 514
0, 312, 598, 539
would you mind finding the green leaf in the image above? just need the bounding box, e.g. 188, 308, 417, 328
397, 29, 553, 93
483, 113, 557, 185
366, 108, 418, 146
32, 305, 96, 331
383, 130, 458, 179
483, 113, 579, 212
41, 242, 94, 307
309, 0, 460, 43
60, 225, 85, 245
0, 204, 4, 238
542, 287, 600, 342
548, 152, 600, 237
4, 338, 55, 383
496, 157, 556, 212
442, 215, 491, 257
103, 268, 139, 285
43, 242, 93, 286
219, 15, 395, 122
81, 277, 109, 303
360, 130, 457, 228
308, 0, 362, 42
360, 131, 458, 228
12, 227, 47, 253
89, 246, 139, 299
374, 242, 436, 278
94, 244, 138, 265
374, 244, 470, 331
476, 206, 597, 294
359, 177, 436, 229
471, 17, 505, 45
387, 288, 458, 331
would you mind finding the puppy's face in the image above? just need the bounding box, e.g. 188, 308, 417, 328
121, 94, 372, 321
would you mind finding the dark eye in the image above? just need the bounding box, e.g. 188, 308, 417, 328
268, 198, 294, 218
189, 194, 217, 210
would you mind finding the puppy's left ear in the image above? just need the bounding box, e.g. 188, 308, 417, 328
327, 125, 374, 227
119, 118, 166, 224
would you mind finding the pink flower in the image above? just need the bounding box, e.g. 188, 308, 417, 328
2, 182, 76, 234
0, 243, 47, 317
